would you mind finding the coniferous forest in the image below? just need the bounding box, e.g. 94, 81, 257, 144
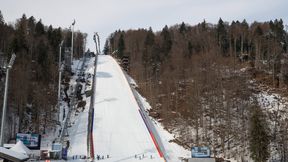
105, 19, 288, 160
1, 8, 288, 161
0, 11, 86, 141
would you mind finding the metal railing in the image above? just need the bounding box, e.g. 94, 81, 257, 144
59, 55, 88, 143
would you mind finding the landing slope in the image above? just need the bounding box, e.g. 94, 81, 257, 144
93, 55, 163, 161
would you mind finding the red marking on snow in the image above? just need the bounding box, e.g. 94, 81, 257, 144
138, 109, 164, 158
149, 131, 163, 158
90, 133, 94, 159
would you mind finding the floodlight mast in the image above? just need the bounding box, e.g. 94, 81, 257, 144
95, 32, 101, 54
0, 53, 16, 146
71, 19, 76, 64
93, 33, 99, 55
58, 40, 64, 111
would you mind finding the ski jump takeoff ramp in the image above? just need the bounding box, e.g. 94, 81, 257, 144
92, 55, 165, 162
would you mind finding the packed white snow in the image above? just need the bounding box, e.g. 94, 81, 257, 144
92, 55, 164, 161
134, 90, 191, 161
68, 57, 95, 158
0, 147, 29, 160
64, 55, 191, 162
10, 140, 31, 156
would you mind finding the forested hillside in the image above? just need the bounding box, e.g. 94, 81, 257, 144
0, 11, 86, 142
104, 19, 288, 160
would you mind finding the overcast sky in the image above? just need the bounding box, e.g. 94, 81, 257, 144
1, 0, 288, 52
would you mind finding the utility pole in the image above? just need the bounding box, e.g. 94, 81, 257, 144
71, 19, 76, 64
0, 53, 16, 146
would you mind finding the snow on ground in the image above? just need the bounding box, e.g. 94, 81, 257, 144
256, 91, 288, 113
255, 90, 288, 161
256, 90, 288, 124
45, 55, 190, 161
124, 60, 191, 161
10, 141, 31, 155
133, 88, 191, 161
67, 57, 95, 159
92, 55, 164, 162
39, 160, 87, 162
67, 104, 89, 157
125, 73, 138, 88
0, 147, 29, 160
38, 57, 96, 160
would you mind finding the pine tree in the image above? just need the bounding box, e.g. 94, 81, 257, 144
27, 16, 36, 35
217, 18, 229, 54
255, 25, 263, 36
0, 11, 4, 51
47, 25, 53, 42
187, 41, 193, 57
37, 40, 48, 68
249, 106, 270, 162
144, 27, 155, 46
35, 19, 45, 36
179, 22, 187, 34
117, 34, 125, 58
200, 19, 207, 31
13, 14, 28, 53
241, 19, 249, 29
0, 10, 4, 25
103, 40, 109, 55
217, 18, 225, 40
160, 25, 172, 57
142, 29, 154, 69
50, 27, 62, 61
272, 19, 285, 42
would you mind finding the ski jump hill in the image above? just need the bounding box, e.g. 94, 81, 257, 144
92, 55, 165, 162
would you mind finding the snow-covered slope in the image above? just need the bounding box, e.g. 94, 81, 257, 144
92, 55, 164, 161
67, 58, 95, 159
133, 89, 191, 161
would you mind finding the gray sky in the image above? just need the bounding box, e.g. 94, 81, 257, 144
1, 0, 288, 52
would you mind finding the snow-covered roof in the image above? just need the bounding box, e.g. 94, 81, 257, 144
10, 140, 31, 155
0, 147, 29, 162
3, 144, 15, 149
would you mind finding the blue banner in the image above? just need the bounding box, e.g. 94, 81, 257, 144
191, 146, 211, 158
62, 148, 68, 160
16, 133, 41, 150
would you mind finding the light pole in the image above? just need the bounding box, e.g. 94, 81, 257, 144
95, 32, 101, 54
58, 41, 64, 111
71, 19, 76, 64
93, 33, 99, 55
0, 53, 16, 146
83, 34, 87, 59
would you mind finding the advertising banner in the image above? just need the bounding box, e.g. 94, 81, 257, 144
62, 148, 68, 160
16, 133, 41, 150
191, 146, 211, 158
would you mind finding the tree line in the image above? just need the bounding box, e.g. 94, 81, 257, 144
0, 11, 87, 142
104, 18, 288, 161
